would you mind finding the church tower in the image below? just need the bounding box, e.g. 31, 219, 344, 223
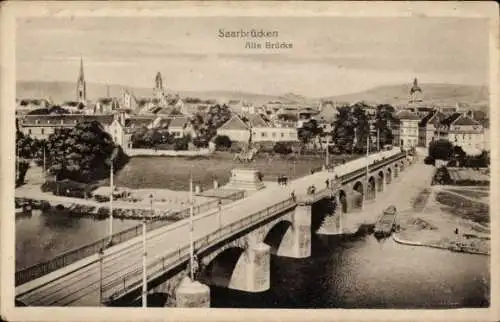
153, 72, 167, 104
409, 77, 423, 103
76, 57, 87, 103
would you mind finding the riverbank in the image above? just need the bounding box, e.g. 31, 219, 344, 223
393, 186, 490, 255
15, 184, 238, 220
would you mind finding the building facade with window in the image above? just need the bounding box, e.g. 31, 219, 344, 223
441, 113, 485, 155
18, 115, 114, 140
392, 110, 420, 149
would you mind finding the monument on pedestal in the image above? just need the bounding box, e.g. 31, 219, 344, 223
223, 169, 265, 193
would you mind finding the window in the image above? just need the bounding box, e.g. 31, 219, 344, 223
272, 132, 276, 138
47, 120, 51, 124
35, 120, 40, 124
281, 132, 284, 138
261, 132, 267, 137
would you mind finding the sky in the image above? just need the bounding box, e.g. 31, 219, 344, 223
16, 16, 489, 97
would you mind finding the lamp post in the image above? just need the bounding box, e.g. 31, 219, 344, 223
325, 136, 330, 168
189, 173, 195, 281
99, 248, 104, 305
109, 161, 114, 243
217, 199, 222, 229
364, 135, 369, 206
107, 147, 118, 245
142, 193, 152, 308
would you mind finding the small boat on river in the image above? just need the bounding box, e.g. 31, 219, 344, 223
374, 205, 398, 238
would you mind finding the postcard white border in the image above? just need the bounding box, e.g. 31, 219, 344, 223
1, 1, 499, 321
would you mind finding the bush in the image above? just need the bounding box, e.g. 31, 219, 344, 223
428, 139, 453, 161
214, 135, 232, 151
424, 156, 435, 165
431, 166, 452, 185
42, 179, 95, 198
273, 142, 293, 155
173, 137, 189, 151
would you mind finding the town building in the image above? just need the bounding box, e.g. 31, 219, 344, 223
418, 110, 447, 148
217, 114, 298, 143
16, 98, 52, 116
167, 116, 196, 139
392, 110, 420, 149
440, 112, 485, 155
108, 113, 157, 148
18, 114, 114, 140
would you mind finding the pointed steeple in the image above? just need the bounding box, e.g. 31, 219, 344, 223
78, 57, 84, 81
76, 57, 87, 103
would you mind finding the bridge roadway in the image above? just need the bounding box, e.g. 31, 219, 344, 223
16, 148, 404, 307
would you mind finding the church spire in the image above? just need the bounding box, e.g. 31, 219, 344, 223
78, 57, 84, 81
76, 57, 87, 103
409, 77, 423, 103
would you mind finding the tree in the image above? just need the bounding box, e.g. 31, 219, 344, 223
428, 139, 453, 161
192, 104, 232, 147
214, 135, 232, 151
298, 119, 321, 146
45, 120, 128, 183
332, 105, 354, 153
273, 142, 293, 155
374, 104, 396, 149
131, 126, 149, 148
351, 102, 370, 153
16, 130, 36, 185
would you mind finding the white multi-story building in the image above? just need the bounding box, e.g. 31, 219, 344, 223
441, 113, 485, 155
392, 110, 420, 149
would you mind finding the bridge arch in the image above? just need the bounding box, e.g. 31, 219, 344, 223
366, 176, 376, 200
263, 220, 293, 255
200, 246, 246, 289
386, 167, 392, 184
377, 170, 384, 192
352, 181, 364, 209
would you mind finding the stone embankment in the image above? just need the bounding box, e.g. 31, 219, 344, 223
392, 231, 489, 256
15, 197, 174, 220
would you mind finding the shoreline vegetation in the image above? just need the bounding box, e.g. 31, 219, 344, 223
391, 167, 490, 256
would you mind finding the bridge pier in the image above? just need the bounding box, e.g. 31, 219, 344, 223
227, 242, 271, 293
175, 276, 210, 308
317, 195, 343, 235
276, 204, 312, 258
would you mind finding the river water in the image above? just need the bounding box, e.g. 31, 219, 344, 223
210, 231, 490, 309
16, 213, 489, 308
15, 210, 138, 271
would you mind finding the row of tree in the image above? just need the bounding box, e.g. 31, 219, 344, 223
16, 121, 128, 185
426, 139, 489, 168
331, 103, 395, 153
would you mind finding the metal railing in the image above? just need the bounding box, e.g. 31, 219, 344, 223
101, 197, 296, 302
15, 190, 245, 286
338, 152, 406, 184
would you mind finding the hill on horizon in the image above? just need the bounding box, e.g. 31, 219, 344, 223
17, 81, 488, 110
324, 83, 489, 109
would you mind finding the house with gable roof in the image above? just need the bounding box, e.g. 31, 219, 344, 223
216, 115, 251, 143
168, 116, 196, 139
418, 110, 447, 148
441, 112, 485, 154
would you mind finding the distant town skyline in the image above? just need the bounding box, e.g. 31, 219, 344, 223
17, 17, 489, 98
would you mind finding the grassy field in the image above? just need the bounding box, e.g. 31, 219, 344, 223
435, 191, 489, 225
446, 189, 489, 199
114, 152, 358, 191
411, 189, 431, 211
